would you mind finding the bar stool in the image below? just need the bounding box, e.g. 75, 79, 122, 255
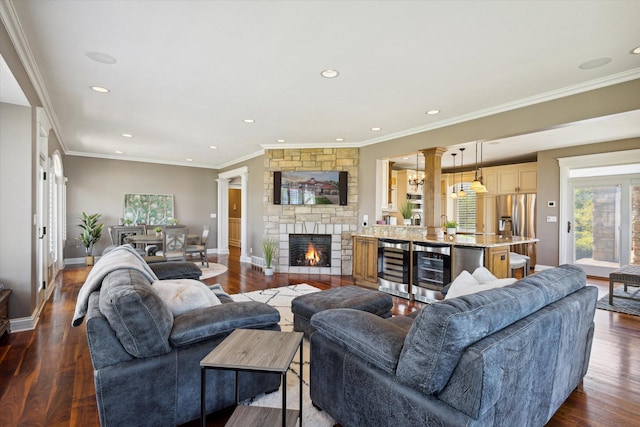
510, 252, 530, 278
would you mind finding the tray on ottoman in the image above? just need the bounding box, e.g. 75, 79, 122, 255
292, 285, 393, 338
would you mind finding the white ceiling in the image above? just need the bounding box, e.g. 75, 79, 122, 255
1, 0, 640, 169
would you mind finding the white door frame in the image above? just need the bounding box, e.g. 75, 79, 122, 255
217, 166, 249, 262
558, 149, 640, 271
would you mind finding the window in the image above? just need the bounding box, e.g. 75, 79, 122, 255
456, 182, 477, 232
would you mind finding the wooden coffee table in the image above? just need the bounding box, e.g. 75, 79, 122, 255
609, 265, 640, 305
200, 329, 304, 427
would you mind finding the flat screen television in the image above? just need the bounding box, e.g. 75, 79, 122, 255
274, 171, 347, 205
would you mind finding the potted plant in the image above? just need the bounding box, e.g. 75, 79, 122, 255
400, 200, 414, 226
78, 212, 104, 266
262, 237, 278, 276
154, 226, 163, 237
444, 220, 458, 235
123, 218, 133, 226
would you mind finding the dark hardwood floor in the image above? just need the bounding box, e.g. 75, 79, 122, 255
1, 247, 639, 426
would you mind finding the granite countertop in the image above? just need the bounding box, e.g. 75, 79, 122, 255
355, 227, 539, 248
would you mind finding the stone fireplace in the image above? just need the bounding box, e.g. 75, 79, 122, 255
263, 148, 359, 275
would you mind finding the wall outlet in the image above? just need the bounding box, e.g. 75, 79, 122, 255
547, 216, 557, 222
210, 213, 216, 218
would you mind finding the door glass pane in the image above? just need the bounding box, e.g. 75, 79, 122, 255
573, 185, 621, 269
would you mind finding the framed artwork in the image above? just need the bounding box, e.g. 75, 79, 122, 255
124, 194, 174, 225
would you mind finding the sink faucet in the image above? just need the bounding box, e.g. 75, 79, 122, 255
413, 212, 422, 226
441, 214, 448, 226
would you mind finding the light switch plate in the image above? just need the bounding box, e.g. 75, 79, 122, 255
547, 216, 557, 222
547, 201, 556, 207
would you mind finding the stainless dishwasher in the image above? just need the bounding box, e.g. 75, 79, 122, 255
377, 238, 411, 299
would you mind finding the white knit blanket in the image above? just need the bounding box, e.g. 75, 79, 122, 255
72, 245, 158, 326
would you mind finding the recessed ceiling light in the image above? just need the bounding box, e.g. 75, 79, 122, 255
632, 46, 640, 54
578, 57, 612, 70
115, 150, 123, 154
243, 119, 255, 123
186, 158, 193, 162
371, 127, 382, 131
86, 51, 117, 64
91, 86, 110, 93
402, 157, 409, 160
276, 139, 285, 143
121, 133, 133, 138
335, 138, 344, 142
209, 145, 217, 149
426, 110, 440, 115
321, 69, 339, 78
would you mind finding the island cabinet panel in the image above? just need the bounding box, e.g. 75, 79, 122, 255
485, 246, 509, 279
353, 236, 379, 288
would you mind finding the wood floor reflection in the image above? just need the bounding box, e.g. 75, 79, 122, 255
0, 247, 638, 426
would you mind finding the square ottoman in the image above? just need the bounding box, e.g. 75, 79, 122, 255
292, 286, 393, 338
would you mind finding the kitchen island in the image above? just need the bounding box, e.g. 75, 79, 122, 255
352, 226, 539, 302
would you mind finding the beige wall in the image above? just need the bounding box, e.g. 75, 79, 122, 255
63, 156, 218, 258
0, 103, 35, 318
536, 138, 640, 267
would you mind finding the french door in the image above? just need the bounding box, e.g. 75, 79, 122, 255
566, 176, 639, 277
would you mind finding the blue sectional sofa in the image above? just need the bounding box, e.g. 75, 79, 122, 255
76, 247, 281, 426
309, 265, 597, 427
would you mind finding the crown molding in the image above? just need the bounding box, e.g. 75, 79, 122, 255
0, 0, 68, 153
65, 150, 219, 169
354, 68, 640, 148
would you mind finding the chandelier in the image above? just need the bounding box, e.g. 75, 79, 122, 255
408, 153, 424, 188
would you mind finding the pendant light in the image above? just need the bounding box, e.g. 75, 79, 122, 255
470, 141, 488, 193
457, 148, 466, 198
450, 152, 458, 199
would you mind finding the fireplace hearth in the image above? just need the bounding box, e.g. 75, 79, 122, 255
289, 234, 332, 267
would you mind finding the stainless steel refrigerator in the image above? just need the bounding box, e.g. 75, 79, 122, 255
496, 193, 537, 267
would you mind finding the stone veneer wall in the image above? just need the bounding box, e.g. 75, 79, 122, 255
264, 148, 359, 275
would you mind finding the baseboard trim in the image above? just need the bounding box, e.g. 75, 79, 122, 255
10, 310, 40, 333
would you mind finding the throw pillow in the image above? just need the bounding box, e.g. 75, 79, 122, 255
444, 270, 479, 299
152, 279, 221, 316
471, 266, 497, 284
445, 270, 517, 300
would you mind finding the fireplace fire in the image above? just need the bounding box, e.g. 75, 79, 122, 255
289, 234, 331, 267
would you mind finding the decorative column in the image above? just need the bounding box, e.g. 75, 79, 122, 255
421, 147, 448, 233
216, 177, 230, 255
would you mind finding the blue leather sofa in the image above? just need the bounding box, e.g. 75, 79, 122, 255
83, 264, 281, 426
310, 265, 597, 427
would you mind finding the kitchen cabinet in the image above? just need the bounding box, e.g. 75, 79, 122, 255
497, 163, 537, 194
485, 246, 509, 279
353, 236, 379, 288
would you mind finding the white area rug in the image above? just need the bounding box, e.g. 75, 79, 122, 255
231, 284, 337, 426
195, 262, 228, 280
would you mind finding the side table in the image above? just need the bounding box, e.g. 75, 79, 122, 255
200, 329, 303, 427
0, 289, 11, 337
609, 265, 640, 305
